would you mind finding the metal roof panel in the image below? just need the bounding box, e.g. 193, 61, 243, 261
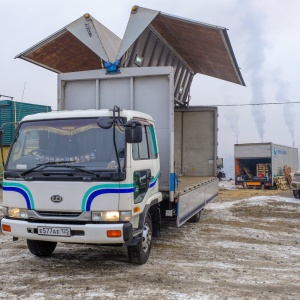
15, 7, 244, 86
123, 9, 245, 85
16, 14, 121, 73
19, 30, 103, 73
116, 6, 159, 60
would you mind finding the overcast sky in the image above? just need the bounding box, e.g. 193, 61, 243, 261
1, 0, 300, 175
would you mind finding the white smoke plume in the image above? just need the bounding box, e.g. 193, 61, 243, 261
226, 106, 240, 143
240, 2, 267, 142
274, 78, 295, 144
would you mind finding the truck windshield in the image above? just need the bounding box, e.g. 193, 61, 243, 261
6, 118, 125, 174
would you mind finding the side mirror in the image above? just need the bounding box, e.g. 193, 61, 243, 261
97, 116, 113, 129
125, 120, 142, 143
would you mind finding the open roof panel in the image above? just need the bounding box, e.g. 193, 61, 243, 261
119, 6, 244, 86
15, 14, 121, 73
15, 6, 245, 106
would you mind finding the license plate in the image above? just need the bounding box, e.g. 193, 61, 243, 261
37, 226, 71, 237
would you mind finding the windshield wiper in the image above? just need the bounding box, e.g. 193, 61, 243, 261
47, 164, 101, 178
20, 161, 80, 178
20, 161, 101, 179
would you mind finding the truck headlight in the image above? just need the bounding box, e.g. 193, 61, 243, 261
7, 207, 29, 219
92, 211, 119, 222
92, 211, 132, 222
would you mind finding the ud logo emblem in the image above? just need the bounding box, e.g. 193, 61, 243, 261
51, 195, 63, 203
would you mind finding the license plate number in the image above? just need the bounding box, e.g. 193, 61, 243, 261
37, 226, 71, 237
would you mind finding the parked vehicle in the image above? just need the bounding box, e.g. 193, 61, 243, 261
291, 171, 300, 198
234, 143, 299, 189
1, 6, 244, 264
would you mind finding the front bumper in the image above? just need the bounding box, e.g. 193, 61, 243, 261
1, 218, 133, 244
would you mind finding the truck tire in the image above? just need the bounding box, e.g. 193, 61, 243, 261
293, 190, 300, 199
27, 240, 57, 257
127, 213, 152, 265
189, 210, 201, 223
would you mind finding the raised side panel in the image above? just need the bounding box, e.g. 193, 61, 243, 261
175, 108, 217, 177
182, 111, 215, 176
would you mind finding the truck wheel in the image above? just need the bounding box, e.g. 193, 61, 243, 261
189, 210, 201, 223
127, 213, 152, 265
293, 190, 300, 199
27, 240, 57, 257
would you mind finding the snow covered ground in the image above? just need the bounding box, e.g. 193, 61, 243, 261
1, 188, 300, 299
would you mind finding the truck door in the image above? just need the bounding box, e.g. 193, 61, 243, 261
131, 124, 155, 206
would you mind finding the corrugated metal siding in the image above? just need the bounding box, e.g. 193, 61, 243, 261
0, 100, 51, 145
122, 27, 194, 107
271, 143, 299, 176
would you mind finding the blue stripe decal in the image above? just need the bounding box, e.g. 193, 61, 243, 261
149, 171, 159, 188
3, 186, 32, 209
86, 188, 134, 211
149, 179, 157, 188
170, 172, 175, 192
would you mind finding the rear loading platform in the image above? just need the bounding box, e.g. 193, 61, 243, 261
235, 158, 272, 188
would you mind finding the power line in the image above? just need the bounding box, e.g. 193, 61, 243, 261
215, 101, 300, 107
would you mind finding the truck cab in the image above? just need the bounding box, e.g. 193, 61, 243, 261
1, 107, 162, 264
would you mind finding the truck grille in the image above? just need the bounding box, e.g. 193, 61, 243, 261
36, 211, 81, 218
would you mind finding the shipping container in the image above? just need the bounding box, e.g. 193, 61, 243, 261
234, 143, 299, 188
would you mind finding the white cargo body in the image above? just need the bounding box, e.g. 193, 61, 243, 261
58, 67, 219, 226
234, 143, 299, 188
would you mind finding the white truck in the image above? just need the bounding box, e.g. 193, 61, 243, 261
1, 6, 244, 264
235, 143, 299, 189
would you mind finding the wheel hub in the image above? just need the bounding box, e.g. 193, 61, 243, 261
142, 223, 152, 252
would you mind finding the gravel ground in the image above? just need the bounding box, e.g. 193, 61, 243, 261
1, 185, 300, 300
